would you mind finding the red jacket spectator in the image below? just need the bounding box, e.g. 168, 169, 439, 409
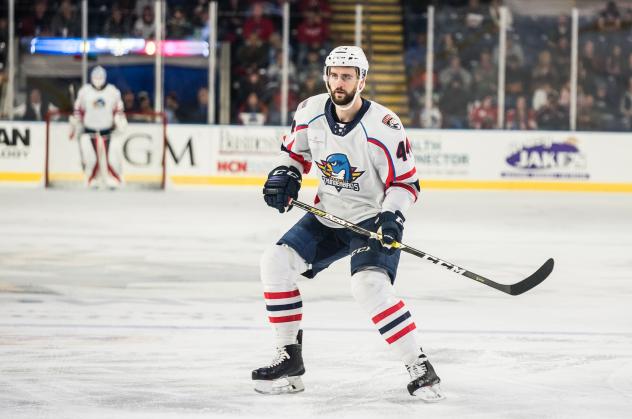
469, 96, 498, 129
297, 11, 329, 45
242, 2, 275, 42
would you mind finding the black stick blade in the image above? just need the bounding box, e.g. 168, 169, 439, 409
508, 258, 555, 296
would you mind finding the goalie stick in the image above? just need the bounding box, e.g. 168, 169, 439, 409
289, 199, 554, 296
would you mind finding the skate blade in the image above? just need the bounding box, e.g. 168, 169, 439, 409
254, 376, 305, 395
412, 383, 445, 402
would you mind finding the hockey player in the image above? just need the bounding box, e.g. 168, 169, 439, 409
70, 66, 127, 189
253, 46, 444, 401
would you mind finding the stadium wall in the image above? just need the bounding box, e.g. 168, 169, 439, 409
1, 121, 631, 193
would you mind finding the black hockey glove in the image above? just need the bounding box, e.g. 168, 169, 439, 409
263, 166, 302, 213
369, 211, 405, 255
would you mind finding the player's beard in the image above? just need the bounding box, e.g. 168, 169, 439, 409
329, 83, 357, 107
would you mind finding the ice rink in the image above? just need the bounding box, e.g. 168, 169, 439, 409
1, 186, 631, 419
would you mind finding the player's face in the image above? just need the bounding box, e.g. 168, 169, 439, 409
327, 67, 362, 106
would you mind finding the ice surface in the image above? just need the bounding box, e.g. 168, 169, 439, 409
0, 187, 631, 419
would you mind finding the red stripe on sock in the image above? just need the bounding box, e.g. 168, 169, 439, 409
264, 290, 301, 299
268, 314, 302, 323
372, 300, 404, 324
386, 323, 416, 344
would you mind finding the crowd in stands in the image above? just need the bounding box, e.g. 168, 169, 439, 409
3, 0, 632, 132
405, 0, 632, 131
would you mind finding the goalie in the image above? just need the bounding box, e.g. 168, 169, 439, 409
70, 66, 128, 189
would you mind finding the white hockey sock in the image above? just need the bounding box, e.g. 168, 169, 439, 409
351, 268, 421, 366
260, 244, 308, 347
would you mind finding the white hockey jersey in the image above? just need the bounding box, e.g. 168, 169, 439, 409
279, 93, 420, 227
74, 84, 124, 131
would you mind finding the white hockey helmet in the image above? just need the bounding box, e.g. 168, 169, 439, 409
90, 66, 107, 89
322, 46, 369, 81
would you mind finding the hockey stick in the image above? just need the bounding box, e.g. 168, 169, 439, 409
289, 199, 554, 296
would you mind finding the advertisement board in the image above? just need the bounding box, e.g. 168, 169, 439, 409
1, 122, 631, 192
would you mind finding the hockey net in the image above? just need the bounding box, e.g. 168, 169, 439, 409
45, 111, 167, 189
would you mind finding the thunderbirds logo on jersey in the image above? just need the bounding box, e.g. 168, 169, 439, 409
382, 114, 401, 130
92, 97, 106, 108
316, 153, 365, 192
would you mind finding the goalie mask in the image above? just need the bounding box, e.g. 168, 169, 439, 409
90, 66, 107, 90
322, 46, 369, 111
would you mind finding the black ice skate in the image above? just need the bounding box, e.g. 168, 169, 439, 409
252, 330, 305, 394
406, 350, 445, 402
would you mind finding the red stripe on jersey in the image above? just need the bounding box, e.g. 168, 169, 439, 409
269, 314, 303, 323
264, 290, 301, 299
386, 323, 416, 344
372, 300, 405, 324
314, 195, 320, 204
395, 167, 417, 182
391, 182, 418, 201
367, 138, 395, 187
287, 139, 295, 151
295, 124, 308, 132
288, 151, 312, 174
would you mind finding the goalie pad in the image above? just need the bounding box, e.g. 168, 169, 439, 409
114, 111, 128, 134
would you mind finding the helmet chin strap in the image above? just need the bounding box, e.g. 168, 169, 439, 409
327, 79, 365, 112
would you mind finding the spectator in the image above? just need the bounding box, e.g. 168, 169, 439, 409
472, 50, 497, 100
217, 0, 247, 43
103, 5, 131, 37
506, 95, 537, 130
620, 76, 632, 129
462, 0, 486, 30
299, 0, 332, 21
439, 55, 472, 91
167, 6, 193, 39
577, 94, 599, 130
488, 0, 513, 30
19, 0, 52, 37
598, 1, 622, 32
243, 2, 274, 42
549, 14, 571, 45
236, 70, 267, 107
439, 76, 470, 128
51, 0, 80, 38
298, 49, 324, 84
605, 44, 625, 82
267, 89, 298, 125
164, 92, 183, 123
580, 40, 601, 78
266, 50, 297, 86
236, 33, 269, 73
493, 36, 525, 67
189, 87, 209, 123
297, 11, 330, 48
593, 83, 616, 129
122, 90, 138, 114
13, 88, 59, 121
505, 55, 529, 103
419, 95, 443, 128
130, 91, 154, 122
298, 74, 325, 101
469, 95, 498, 129
537, 90, 568, 130
238, 92, 268, 125
531, 50, 560, 91
405, 32, 427, 69
553, 36, 571, 78
133, 5, 155, 39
